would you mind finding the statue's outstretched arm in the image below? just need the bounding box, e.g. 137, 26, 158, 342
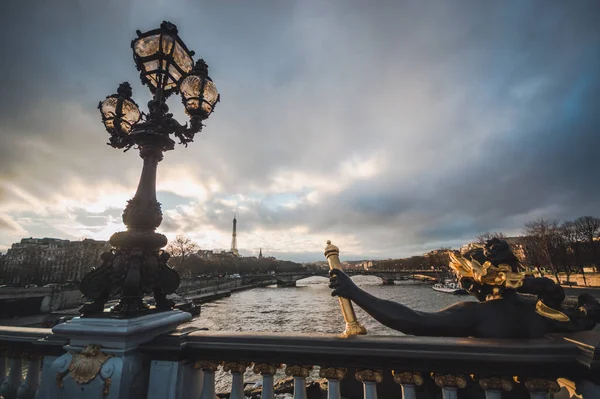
329, 269, 479, 337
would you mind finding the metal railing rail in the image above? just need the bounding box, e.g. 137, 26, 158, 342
1, 324, 599, 398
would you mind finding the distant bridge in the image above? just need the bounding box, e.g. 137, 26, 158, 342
242, 270, 444, 287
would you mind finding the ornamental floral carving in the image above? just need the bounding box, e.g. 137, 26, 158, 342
319, 368, 347, 380
193, 360, 221, 371
392, 371, 423, 386
285, 365, 313, 378
522, 378, 561, 393
253, 363, 282, 375
355, 369, 383, 383
431, 373, 467, 389
66, 345, 112, 385
477, 376, 513, 391
222, 362, 252, 374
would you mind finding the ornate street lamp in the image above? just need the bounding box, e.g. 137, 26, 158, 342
80, 21, 220, 317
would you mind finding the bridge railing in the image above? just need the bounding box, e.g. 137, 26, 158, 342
2, 324, 599, 398
141, 328, 599, 399
0, 326, 67, 399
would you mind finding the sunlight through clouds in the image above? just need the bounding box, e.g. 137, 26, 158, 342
0, 1, 598, 261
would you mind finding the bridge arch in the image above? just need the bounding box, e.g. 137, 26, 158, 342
240, 270, 441, 288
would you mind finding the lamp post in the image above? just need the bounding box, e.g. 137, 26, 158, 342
79, 21, 220, 317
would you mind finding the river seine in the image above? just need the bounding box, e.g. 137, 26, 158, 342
186, 276, 476, 393
189, 275, 475, 335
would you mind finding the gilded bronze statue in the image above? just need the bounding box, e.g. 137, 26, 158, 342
328, 238, 599, 338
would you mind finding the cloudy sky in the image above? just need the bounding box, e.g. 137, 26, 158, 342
0, 1, 598, 262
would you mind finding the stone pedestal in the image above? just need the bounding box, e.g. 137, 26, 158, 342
42, 310, 191, 399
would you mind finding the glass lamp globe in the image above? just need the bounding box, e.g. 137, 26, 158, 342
131, 21, 194, 97
180, 59, 220, 119
98, 82, 141, 135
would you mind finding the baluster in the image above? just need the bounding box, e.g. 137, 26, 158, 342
17, 353, 42, 399
431, 373, 467, 399
253, 363, 280, 399
0, 352, 6, 386
476, 376, 513, 399
319, 368, 346, 399
194, 361, 220, 399
285, 365, 313, 399
222, 362, 251, 399
355, 369, 383, 399
0, 351, 23, 399
523, 378, 561, 399
392, 372, 423, 399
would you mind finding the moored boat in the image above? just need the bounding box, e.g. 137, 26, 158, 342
432, 279, 467, 295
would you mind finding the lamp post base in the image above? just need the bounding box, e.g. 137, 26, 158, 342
79, 231, 180, 318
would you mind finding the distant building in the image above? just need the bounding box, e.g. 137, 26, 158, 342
0, 237, 111, 286
360, 261, 374, 270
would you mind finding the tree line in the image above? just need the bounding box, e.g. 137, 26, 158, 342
518, 216, 600, 285
359, 216, 600, 287
165, 235, 306, 279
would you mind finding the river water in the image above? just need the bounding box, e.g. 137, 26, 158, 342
190, 276, 475, 335
186, 276, 476, 393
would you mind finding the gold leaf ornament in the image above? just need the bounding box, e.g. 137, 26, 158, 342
448, 253, 525, 289
68, 345, 113, 385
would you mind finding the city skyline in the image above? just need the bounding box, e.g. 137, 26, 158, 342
0, 1, 599, 262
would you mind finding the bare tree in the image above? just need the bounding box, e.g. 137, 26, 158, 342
426, 248, 452, 270
476, 231, 506, 244
559, 221, 587, 286
166, 235, 198, 277
575, 216, 600, 243
523, 218, 561, 281
574, 216, 600, 270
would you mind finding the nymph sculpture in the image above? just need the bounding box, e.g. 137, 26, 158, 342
329, 238, 599, 338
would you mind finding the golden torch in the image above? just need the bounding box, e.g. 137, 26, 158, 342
324, 240, 367, 337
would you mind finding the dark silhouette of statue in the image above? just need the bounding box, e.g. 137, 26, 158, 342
329, 238, 599, 338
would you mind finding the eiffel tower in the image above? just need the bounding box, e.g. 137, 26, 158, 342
230, 214, 239, 256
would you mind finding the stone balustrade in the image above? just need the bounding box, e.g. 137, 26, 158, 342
0, 312, 599, 398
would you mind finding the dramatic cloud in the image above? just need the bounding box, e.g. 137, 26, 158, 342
0, 0, 598, 261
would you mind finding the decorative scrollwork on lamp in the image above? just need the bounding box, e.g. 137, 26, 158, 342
80, 21, 220, 317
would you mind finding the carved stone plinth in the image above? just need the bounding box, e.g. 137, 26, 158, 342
47, 310, 190, 399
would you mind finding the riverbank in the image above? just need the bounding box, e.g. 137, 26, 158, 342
0, 280, 277, 327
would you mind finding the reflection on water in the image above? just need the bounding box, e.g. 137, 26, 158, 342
187, 276, 476, 392
189, 275, 476, 335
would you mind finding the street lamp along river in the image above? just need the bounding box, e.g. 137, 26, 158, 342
80, 21, 220, 317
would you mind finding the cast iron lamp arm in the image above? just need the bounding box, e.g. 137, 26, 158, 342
172, 116, 204, 147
